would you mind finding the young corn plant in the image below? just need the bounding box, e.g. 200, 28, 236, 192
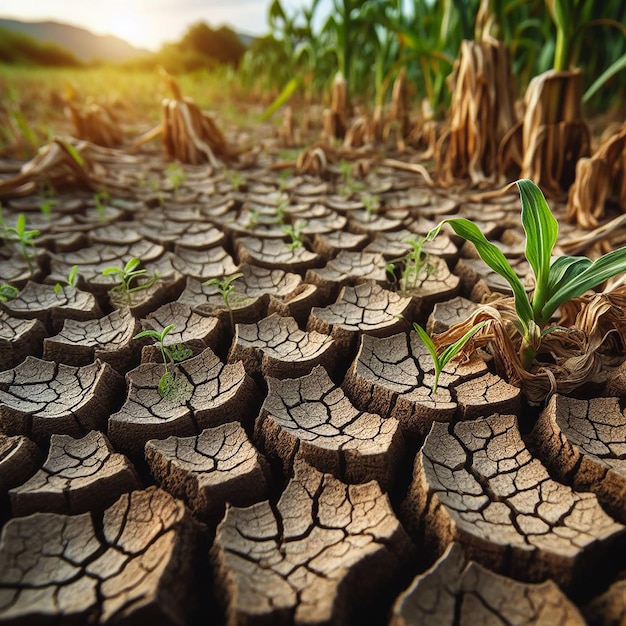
203, 272, 244, 331
102, 257, 158, 305
414, 321, 488, 393
425, 179, 626, 370
133, 325, 192, 399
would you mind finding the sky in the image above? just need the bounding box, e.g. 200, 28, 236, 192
0, 0, 323, 51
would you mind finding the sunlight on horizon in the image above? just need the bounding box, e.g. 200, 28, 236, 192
0, 0, 280, 50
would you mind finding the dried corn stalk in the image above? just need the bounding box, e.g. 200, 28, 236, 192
278, 105, 299, 148
322, 72, 348, 142
0, 137, 140, 197
437, 37, 518, 185
65, 100, 123, 147
343, 115, 375, 149
296, 145, 335, 177
384, 68, 410, 140
566, 121, 626, 228
521, 69, 590, 196
408, 99, 438, 159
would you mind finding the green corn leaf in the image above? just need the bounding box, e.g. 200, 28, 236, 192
427, 218, 533, 334
412, 322, 442, 388
584, 52, 626, 103
102, 267, 123, 277
517, 179, 558, 317
546, 256, 591, 299
124, 257, 141, 274
438, 320, 488, 370
16, 214, 26, 237
541, 245, 626, 324
259, 77, 300, 121
133, 329, 162, 341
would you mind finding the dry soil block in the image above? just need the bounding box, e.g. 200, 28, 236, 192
0, 281, 101, 331
236, 237, 321, 271
256, 365, 403, 489
391, 542, 585, 626
402, 413, 625, 588
229, 313, 337, 379
211, 459, 414, 625
10, 430, 140, 516
0, 487, 197, 625
43, 306, 141, 370
0, 311, 47, 371
0, 357, 123, 442
146, 423, 269, 525
109, 347, 257, 455
344, 331, 518, 437
0, 433, 42, 494
531, 395, 626, 521
307, 281, 412, 353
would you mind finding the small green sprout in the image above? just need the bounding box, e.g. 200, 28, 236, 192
282, 219, 306, 250
386, 236, 431, 292
3, 214, 40, 272
275, 195, 289, 225
413, 321, 488, 393
245, 208, 260, 230
102, 257, 158, 304
54, 265, 79, 295
363, 195, 380, 218
0, 283, 19, 302
39, 198, 58, 217
133, 324, 192, 399
94, 190, 110, 221
166, 162, 187, 196
338, 159, 365, 196
203, 272, 244, 331
225, 168, 244, 190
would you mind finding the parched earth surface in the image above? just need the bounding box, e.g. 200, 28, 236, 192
2, 147, 626, 626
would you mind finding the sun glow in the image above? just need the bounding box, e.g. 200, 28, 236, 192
108, 12, 143, 48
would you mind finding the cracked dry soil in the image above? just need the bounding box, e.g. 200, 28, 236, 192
2, 155, 626, 625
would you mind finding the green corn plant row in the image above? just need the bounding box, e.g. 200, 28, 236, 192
425, 179, 626, 370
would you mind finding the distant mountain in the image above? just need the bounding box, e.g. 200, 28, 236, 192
0, 18, 150, 63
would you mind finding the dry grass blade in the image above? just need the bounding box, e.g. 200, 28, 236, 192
381, 158, 435, 187
437, 38, 518, 186
566, 121, 626, 228
521, 69, 591, 196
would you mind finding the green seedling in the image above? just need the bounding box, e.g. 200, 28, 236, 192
166, 162, 187, 196
363, 195, 380, 219
414, 321, 488, 393
338, 160, 365, 196
203, 272, 244, 331
225, 168, 244, 190
3, 214, 40, 273
386, 235, 432, 292
39, 198, 58, 217
94, 190, 110, 221
275, 194, 289, 225
245, 208, 260, 230
133, 324, 192, 399
102, 257, 158, 304
426, 179, 626, 370
54, 265, 79, 295
0, 283, 19, 302
282, 219, 306, 250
